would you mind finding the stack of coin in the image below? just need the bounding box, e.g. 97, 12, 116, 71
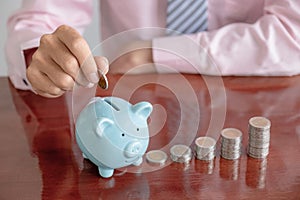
220, 128, 243, 160
170, 144, 192, 163
194, 136, 216, 161
247, 116, 271, 159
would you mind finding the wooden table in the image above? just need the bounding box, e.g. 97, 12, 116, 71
0, 74, 299, 200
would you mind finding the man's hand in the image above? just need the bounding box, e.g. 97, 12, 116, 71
109, 41, 155, 74
26, 25, 109, 98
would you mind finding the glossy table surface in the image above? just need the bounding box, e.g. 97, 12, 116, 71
0, 74, 300, 200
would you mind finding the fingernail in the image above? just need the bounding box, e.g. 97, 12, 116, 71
100, 57, 109, 68
89, 72, 99, 83
99, 58, 109, 74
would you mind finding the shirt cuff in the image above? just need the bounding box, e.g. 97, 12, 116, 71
6, 31, 40, 91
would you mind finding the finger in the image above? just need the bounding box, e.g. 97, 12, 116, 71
39, 33, 82, 83
45, 36, 80, 80
27, 67, 64, 97
42, 62, 76, 91
52, 52, 90, 88
31, 51, 76, 91
33, 88, 64, 98
76, 69, 95, 88
54, 25, 99, 84
94, 56, 109, 74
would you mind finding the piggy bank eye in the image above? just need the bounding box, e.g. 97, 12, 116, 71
121, 133, 125, 137
137, 128, 140, 131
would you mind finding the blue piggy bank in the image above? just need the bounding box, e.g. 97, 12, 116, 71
75, 96, 153, 178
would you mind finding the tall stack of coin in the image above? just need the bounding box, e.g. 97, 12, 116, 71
194, 136, 216, 161
170, 144, 192, 163
247, 116, 271, 159
220, 128, 243, 160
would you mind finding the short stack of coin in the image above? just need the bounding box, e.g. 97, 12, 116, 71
221, 128, 243, 160
194, 136, 216, 161
170, 144, 192, 163
247, 116, 271, 159
146, 150, 168, 166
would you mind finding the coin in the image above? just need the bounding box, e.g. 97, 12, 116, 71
170, 144, 192, 163
221, 150, 242, 160
196, 151, 215, 161
249, 116, 271, 130
247, 145, 269, 159
221, 128, 242, 139
98, 70, 108, 90
146, 150, 168, 165
249, 138, 270, 149
195, 136, 216, 149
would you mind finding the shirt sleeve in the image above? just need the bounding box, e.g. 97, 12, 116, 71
152, 0, 300, 76
5, 0, 93, 90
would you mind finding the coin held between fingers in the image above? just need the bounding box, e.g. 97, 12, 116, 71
98, 70, 108, 90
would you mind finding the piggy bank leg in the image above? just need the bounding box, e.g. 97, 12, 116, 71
98, 166, 114, 178
132, 157, 143, 166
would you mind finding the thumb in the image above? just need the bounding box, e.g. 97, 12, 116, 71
94, 56, 109, 75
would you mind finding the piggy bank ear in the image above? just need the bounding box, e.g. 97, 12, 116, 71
131, 102, 153, 119
95, 118, 114, 137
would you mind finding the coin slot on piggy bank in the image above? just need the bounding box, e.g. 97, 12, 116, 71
75, 96, 153, 178
103, 98, 120, 111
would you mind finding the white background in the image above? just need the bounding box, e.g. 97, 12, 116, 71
0, 0, 100, 77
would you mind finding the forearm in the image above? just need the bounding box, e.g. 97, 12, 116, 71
153, 0, 300, 76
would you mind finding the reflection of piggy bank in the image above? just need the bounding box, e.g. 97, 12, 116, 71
75, 96, 152, 178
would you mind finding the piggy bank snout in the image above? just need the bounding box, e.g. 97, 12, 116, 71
124, 141, 143, 158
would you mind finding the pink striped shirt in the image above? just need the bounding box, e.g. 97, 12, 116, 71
5, 0, 300, 90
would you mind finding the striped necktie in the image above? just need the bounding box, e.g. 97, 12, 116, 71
166, 0, 208, 35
